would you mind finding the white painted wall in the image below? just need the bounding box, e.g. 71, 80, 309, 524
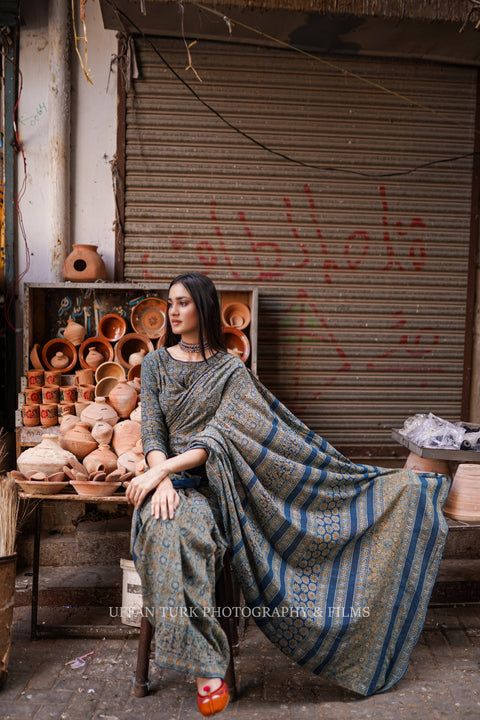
16, 0, 117, 289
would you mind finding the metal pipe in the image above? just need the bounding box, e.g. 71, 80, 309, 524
48, 0, 71, 281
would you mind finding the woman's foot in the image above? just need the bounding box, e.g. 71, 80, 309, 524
196, 678, 229, 716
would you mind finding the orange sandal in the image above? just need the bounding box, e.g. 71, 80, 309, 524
197, 679, 229, 717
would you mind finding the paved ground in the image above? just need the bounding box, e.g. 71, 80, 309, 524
1, 604, 479, 720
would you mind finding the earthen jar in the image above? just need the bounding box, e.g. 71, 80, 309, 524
64, 317, 86, 346
91, 420, 114, 446
128, 378, 141, 395
80, 396, 118, 427
51, 351, 69, 369
403, 452, 451, 476
60, 422, 98, 460
83, 444, 118, 476
130, 403, 141, 424
60, 413, 81, 434
118, 444, 146, 475
108, 380, 137, 419
62, 244, 107, 282
17, 433, 76, 478
85, 346, 104, 369
112, 419, 141, 456
128, 349, 146, 366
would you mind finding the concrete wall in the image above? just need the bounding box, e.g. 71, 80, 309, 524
16, 0, 117, 287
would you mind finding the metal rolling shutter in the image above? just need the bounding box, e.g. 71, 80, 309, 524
122, 38, 476, 462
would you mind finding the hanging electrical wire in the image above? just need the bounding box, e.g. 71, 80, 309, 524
103, 0, 480, 179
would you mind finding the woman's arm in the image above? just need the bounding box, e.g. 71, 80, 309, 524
126, 447, 208, 520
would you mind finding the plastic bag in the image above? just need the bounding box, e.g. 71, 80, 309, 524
399, 413, 465, 449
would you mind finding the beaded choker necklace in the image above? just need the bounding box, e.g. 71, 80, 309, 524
179, 338, 209, 353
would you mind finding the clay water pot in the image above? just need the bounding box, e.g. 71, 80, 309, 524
63, 318, 86, 346
60, 413, 81, 434
108, 380, 138, 419
112, 419, 142, 456
91, 420, 114, 445
128, 349, 146, 367
50, 352, 69, 369
60, 422, 98, 460
78, 337, 114, 370
62, 244, 107, 282
403, 452, 451, 476
130, 403, 141, 424
443, 464, 480, 521
80, 397, 118, 427
83, 445, 118, 476
17, 434, 77, 478
85, 346, 105, 369
118, 443, 146, 475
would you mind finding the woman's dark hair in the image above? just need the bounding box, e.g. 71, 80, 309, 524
165, 272, 226, 360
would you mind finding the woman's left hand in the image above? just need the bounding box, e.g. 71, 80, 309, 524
125, 465, 170, 508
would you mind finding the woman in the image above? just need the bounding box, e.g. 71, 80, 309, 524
127, 272, 450, 716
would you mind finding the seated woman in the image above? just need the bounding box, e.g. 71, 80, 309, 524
126, 272, 450, 717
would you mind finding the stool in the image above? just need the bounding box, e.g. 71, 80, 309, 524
133, 553, 239, 700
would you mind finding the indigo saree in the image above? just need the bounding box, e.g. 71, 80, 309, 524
133, 348, 450, 696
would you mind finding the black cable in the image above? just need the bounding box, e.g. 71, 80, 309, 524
104, 0, 479, 179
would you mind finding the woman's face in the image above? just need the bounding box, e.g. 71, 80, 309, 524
167, 282, 199, 338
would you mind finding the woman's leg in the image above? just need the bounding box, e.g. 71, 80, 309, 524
133, 489, 230, 679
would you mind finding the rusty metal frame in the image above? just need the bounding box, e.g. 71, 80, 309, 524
114, 35, 127, 281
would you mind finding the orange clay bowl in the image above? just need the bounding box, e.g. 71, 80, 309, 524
114, 333, 154, 369
78, 337, 114, 369
221, 302, 251, 331
127, 363, 142, 382
30, 343, 45, 370
41, 338, 77, 373
222, 327, 250, 363
98, 313, 128, 343
14, 479, 70, 495
130, 297, 167, 339
69, 480, 122, 497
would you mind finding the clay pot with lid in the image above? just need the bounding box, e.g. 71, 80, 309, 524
80, 397, 118, 428
60, 422, 98, 460
60, 413, 81, 434
62, 244, 107, 282
83, 445, 118, 476
63, 318, 86, 347
50, 351, 69, 369
17, 434, 76, 478
108, 380, 138, 419
112, 419, 142, 456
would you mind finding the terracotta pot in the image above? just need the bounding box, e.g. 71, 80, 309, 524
50, 352, 69, 369
108, 380, 138, 419
78, 337, 114, 370
58, 403, 75, 420
83, 445, 118, 476
42, 338, 77, 373
62, 244, 107, 282
80, 397, 118, 427
60, 422, 98, 460
130, 297, 167, 339
44, 370, 62, 386
403, 452, 451, 476
221, 301, 251, 330
77, 384, 96, 402
85, 346, 106, 369
63, 318, 86, 347
130, 403, 141, 424
127, 364, 141, 382
60, 413, 81, 434
24, 387, 42, 405
59, 385, 77, 404
128, 349, 147, 367
41, 385, 59, 404
27, 369, 44, 386
30, 344, 44, 370
111, 419, 142, 456
98, 313, 127, 343
443, 464, 480, 521
17, 433, 76, 478
114, 333, 154, 369
91, 420, 114, 445
127, 378, 141, 395
118, 444, 146, 475
75, 401, 91, 417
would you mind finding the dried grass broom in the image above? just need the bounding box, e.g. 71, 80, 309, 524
0, 431, 19, 557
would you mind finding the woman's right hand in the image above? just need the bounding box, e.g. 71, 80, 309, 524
150, 478, 180, 521
125, 466, 167, 509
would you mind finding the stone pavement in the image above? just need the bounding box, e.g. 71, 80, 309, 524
1, 604, 479, 720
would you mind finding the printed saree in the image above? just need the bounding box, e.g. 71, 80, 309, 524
135, 349, 450, 696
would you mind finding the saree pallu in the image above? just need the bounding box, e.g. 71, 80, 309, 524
137, 350, 450, 696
